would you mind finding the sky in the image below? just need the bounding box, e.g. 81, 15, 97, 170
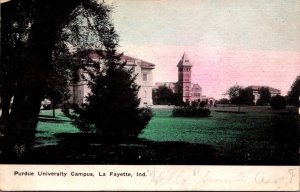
106, 0, 300, 99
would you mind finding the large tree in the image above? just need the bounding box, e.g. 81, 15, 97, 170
0, 0, 34, 124
240, 87, 255, 105
0, 0, 113, 159
64, 28, 153, 140
256, 87, 271, 105
153, 85, 174, 105
287, 75, 300, 106
226, 85, 254, 112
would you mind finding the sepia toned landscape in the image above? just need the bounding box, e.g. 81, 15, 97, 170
0, 0, 299, 165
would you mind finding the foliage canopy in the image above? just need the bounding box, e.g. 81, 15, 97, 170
270, 95, 286, 110
226, 85, 254, 112
63, 23, 153, 140
153, 85, 174, 105
256, 87, 271, 105
287, 75, 300, 106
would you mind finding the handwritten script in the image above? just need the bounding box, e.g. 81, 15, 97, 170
148, 168, 298, 189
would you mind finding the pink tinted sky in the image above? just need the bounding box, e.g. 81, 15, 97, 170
107, 0, 300, 99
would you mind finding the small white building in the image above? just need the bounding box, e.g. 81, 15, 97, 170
246, 85, 281, 104
68, 52, 155, 107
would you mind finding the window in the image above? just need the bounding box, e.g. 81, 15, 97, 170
185, 86, 189, 91
143, 74, 147, 81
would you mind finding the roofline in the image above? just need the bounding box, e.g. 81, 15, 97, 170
121, 55, 156, 67
246, 85, 281, 92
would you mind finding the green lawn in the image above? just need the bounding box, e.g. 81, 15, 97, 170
35, 110, 78, 147
30, 106, 299, 164
36, 107, 299, 156
142, 107, 299, 153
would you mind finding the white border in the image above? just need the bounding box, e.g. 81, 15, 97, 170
0, 165, 299, 191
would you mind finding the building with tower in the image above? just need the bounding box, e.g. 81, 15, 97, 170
154, 53, 204, 103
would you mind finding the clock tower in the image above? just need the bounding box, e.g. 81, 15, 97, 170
177, 53, 192, 102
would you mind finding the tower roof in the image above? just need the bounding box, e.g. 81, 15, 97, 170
177, 52, 192, 67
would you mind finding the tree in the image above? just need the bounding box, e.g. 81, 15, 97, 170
226, 85, 243, 112
0, 0, 113, 158
153, 85, 174, 105
172, 85, 184, 106
0, 0, 35, 124
240, 87, 255, 105
256, 87, 271, 105
64, 27, 153, 140
287, 75, 300, 106
226, 85, 254, 112
270, 95, 286, 110
45, 44, 73, 117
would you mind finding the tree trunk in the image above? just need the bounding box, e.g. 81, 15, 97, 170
1, 0, 83, 161
1, 89, 43, 160
52, 100, 56, 117
0, 92, 12, 123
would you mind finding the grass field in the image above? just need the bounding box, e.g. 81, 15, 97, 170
35, 110, 78, 147
34, 106, 299, 164
142, 107, 299, 160
142, 106, 299, 144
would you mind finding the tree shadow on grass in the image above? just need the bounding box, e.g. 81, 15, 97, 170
1, 114, 298, 165
38, 117, 71, 123
3, 132, 217, 164
39, 115, 58, 118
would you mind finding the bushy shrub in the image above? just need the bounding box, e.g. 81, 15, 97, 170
65, 62, 153, 140
63, 27, 153, 140
256, 98, 267, 106
61, 102, 71, 116
270, 95, 286, 110
200, 101, 206, 107
191, 101, 199, 107
172, 105, 210, 117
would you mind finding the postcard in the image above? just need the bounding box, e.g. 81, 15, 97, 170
0, 0, 299, 191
